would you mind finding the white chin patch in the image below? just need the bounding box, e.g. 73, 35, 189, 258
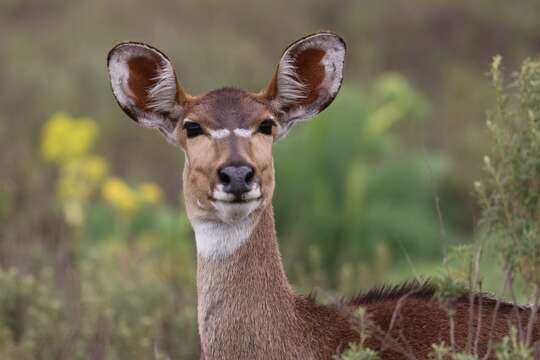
211, 184, 235, 202
211, 184, 262, 203
211, 200, 261, 224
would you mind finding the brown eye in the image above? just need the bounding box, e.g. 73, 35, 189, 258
258, 119, 275, 135
183, 121, 203, 138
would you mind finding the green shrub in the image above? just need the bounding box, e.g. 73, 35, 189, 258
476, 56, 540, 288
0, 268, 69, 360
0, 247, 198, 360
340, 56, 540, 360
274, 78, 461, 288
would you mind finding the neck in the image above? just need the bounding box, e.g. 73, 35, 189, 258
194, 204, 312, 358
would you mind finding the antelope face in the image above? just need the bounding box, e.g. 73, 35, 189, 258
178, 89, 277, 224
107, 32, 346, 226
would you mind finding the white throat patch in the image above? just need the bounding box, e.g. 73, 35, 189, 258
191, 216, 258, 258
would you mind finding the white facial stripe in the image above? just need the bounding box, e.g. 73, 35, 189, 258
192, 210, 259, 258
182, 119, 255, 140
209, 128, 254, 139
208, 128, 231, 139
233, 128, 253, 138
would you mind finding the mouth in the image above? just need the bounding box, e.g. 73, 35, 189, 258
208, 196, 262, 204
206, 185, 263, 223
209, 184, 263, 204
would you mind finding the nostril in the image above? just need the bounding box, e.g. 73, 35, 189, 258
218, 165, 256, 196
218, 168, 231, 185
245, 167, 255, 184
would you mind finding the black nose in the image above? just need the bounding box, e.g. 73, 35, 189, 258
218, 165, 255, 197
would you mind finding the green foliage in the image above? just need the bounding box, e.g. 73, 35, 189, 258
494, 328, 533, 360
427, 57, 540, 360
2, 2, 540, 357
428, 343, 453, 360
432, 245, 477, 305
476, 57, 540, 286
427, 328, 534, 360
428, 343, 478, 360
4, 0, 539, 310
0, 113, 199, 359
432, 271, 466, 306
0, 268, 69, 359
275, 81, 455, 287
335, 308, 379, 360
336, 343, 379, 360
3, 73, 459, 358
0, 250, 198, 360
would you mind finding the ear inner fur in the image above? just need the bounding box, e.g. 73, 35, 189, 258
289, 47, 325, 107
127, 55, 162, 112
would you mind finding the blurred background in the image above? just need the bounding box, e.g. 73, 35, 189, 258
1, 0, 540, 358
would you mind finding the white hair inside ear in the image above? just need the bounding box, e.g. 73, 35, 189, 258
107, 42, 185, 145
275, 57, 308, 106
147, 62, 182, 116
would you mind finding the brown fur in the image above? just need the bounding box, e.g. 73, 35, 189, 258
293, 48, 326, 106
197, 203, 540, 359
197, 205, 358, 359
127, 55, 161, 111
351, 283, 540, 358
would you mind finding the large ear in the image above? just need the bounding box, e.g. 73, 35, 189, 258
261, 32, 346, 136
107, 42, 189, 144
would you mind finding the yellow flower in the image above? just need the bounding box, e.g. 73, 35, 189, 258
138, 182, 163, 204
83, 156, 108, 181
41, 112, 98, 162
57, 171, 80, 199
102, 177, 138, 212
63, 200, 84, 227
42, 112, 72, 161
70, 118, 98, 158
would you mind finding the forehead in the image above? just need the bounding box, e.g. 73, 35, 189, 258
186, 87, 272, 129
